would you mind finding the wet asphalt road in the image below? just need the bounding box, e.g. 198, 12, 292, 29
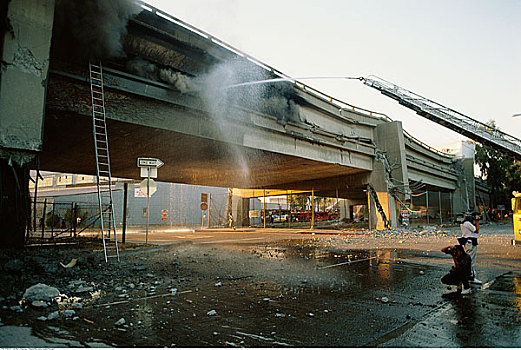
1, 228, 520, 347
118, 229, 521, 346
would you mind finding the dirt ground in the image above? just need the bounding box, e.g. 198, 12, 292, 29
0, 221, 520, 347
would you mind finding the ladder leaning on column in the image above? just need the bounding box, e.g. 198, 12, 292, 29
367, 184, 391, 230
89, 62, 120, 263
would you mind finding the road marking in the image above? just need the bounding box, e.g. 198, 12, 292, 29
199, 237, 266, 244
173, 235, 213, 239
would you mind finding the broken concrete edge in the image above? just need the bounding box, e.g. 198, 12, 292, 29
0, 148, 36, 166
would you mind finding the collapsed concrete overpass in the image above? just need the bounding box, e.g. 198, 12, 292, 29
0, 0, 478, 247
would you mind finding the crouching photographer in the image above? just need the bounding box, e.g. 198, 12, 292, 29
441, 244, 472, 295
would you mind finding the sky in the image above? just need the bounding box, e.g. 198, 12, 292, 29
142, 0, 521, 150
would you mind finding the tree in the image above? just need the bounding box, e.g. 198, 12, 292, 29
506, 161, 521, 195
288, 194, 309, 210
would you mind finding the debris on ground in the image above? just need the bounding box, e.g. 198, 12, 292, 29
63, 310, 75, 318
47, 311, 59, 320
23, 283, 60, 303
60, 258, 78, 269
0, 224, 518, 347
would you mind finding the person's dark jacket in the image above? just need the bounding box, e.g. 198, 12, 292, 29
441, 245, 472, 287
451, 251, 472, 279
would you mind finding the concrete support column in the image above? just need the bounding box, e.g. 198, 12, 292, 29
0, 158, 31, 248
368, 121, 409, 229
0, 0, 55, 248
232, 194, 250, 227
339, 199, 350, 221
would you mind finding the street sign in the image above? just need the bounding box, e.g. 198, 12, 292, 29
201, 193, 208, 203
249, 210, 261, 218
400, 210, 410, 227
139, 179, 157, 196
134, 187, 146, 198
140, 167, 157, 178
200, 202, 208, 211
137, 157, 164, 168
161, 209, 169, 221
137, 158, 163, 245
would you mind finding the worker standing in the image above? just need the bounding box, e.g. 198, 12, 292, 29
458, 214, 482, 284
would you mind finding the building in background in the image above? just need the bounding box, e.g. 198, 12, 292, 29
30, 172, 229, 228
440, 140, 476, 159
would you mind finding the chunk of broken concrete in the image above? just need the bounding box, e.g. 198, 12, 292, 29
63, 310, 76, 318
23, 283, 60, 303
31, 300, 49, 308
76, 286, 94, 293
47, 311, 59, 320
207, 310, 218, 316
115, 318, 126, 326
71, 303, 83, 309
10, 305, 23, 312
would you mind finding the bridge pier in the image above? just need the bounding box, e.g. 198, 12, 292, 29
0, 157, 31, 248
367, 121, 410, 230
232, 195, 250, 228
0, 0, 55, 247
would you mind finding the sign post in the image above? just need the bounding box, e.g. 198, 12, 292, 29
137, 157, 164, 243
207, 193, 211, 228
147, 171, 150, 242
200, 193, 208, 230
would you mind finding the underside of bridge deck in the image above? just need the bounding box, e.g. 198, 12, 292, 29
40, 107, 369, 191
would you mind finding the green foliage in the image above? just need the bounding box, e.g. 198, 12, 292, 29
63, 207, 87, 227
45, 213, 60, 228
288, 194, 309, 210
506, 162, 521, 192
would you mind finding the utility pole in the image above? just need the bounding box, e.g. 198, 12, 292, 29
122, 183, 128, 243
207, 193, 211, 228
426, 191, 429, 225
439, 191, 442, 225
263, 189, 266, 229
311, 189, 315, 230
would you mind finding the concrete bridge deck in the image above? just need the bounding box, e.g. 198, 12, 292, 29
0, 0, 480, 246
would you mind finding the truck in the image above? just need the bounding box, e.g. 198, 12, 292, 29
513, 191, 521, 245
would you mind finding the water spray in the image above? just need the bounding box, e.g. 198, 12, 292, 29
224, 76, 363, 89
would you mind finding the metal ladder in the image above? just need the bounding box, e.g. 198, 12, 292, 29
363, 76, 521, 160
367, 185, 391, 229
89, 62, 120, 263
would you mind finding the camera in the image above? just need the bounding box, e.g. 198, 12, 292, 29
443, 246, 455, 255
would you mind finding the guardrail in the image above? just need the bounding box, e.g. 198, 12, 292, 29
134, 1, 388, 120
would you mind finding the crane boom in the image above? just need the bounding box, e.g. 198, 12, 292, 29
362, 76, 521, 160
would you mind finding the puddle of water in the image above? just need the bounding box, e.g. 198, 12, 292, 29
0, 240, 453, 347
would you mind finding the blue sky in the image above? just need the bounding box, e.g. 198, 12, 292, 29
143, 0, 521, 149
